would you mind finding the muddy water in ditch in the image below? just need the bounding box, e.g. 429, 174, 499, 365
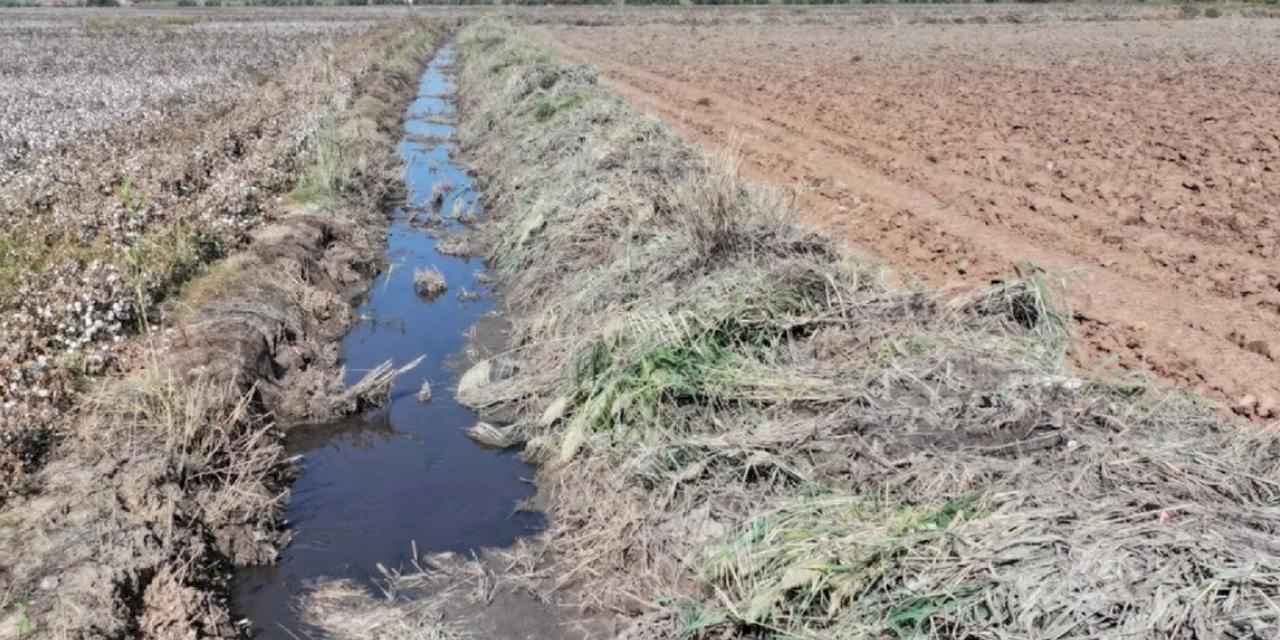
233, 47, 542, 637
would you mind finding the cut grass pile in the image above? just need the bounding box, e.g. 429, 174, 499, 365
448, 18, 1280, 639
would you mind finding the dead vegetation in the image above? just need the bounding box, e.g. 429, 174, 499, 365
424, 19, 1280, 639
341, 356, 428, 414
0, 19, 450, 640
415, 266, 450, 299
435, 230, 478, 257
0, 11, 441, 499
302, 547, 570, 640
302, 578, 469, 640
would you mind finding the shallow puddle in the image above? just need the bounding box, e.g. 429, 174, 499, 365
233, 46, 542, 638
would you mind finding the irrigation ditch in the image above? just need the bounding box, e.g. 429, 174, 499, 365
288, 17, 1280, 640
0, 20, 475, 640
232, 43, 544, 639
227, 15, 1280, 640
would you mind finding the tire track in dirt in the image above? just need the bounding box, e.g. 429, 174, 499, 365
543, 29, 1280, 414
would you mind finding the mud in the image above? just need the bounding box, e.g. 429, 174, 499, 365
542, 15, 1280, 412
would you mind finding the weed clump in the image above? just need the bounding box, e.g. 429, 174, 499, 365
413, 266, 448, 299
435, 231, 475, 257
290, 115, 349, 206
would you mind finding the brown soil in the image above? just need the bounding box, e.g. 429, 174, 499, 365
540, 16, 1280, 415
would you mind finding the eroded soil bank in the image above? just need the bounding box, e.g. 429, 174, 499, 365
297, 19, 1280, 639
0, 20, 450, 640
234, 45, 541, 639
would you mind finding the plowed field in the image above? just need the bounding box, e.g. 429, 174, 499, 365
542, 15, 1280, 414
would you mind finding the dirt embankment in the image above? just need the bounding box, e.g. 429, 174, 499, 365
539, 16, 1280, 417
298, 18, 1280, 640
0, 21, 449, 639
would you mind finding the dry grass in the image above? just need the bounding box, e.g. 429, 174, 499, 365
448, 197, 479, 224
0, 18, 451, 640
449, 18, 1280, 639
295, 28, 441, 209
82, 351, 288, 555
434, 231, 476, 257
465, 421, 521, 449
340, 356, 427, 414
0, 18, 445, 499
414, 266, 449, 299
303, 545, 561, 640
302, 579, 469, 640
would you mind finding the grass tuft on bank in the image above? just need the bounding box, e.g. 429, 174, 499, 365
448, 18, 1280, 639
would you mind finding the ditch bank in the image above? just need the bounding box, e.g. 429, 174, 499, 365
0, 20, 450, 640
314, 18, 1280, 639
